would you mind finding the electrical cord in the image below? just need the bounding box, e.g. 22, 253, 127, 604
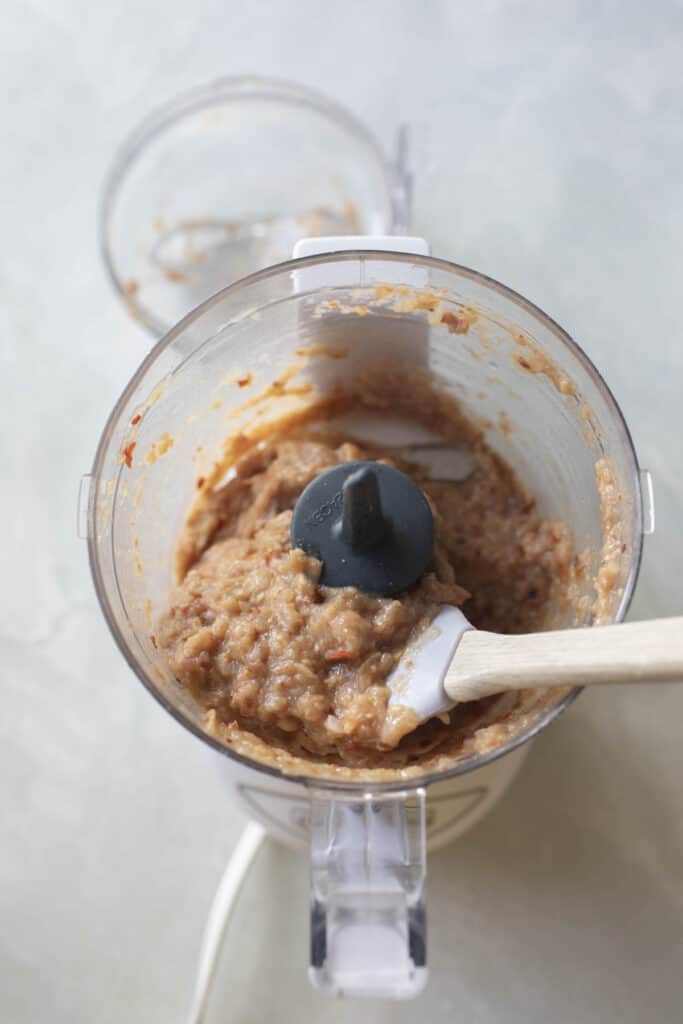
186, 821, 267, 1024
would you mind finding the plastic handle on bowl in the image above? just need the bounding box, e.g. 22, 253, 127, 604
292, 235, 431, 290
292, 235, 430, 258
291, 234, 434, 388
309, 789, 428, 999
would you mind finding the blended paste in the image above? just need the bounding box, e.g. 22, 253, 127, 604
158, 389, 582, 772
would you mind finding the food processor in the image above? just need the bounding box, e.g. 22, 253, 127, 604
83, 238, 651, 1001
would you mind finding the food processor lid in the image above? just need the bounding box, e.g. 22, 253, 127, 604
99, 76, 403, 336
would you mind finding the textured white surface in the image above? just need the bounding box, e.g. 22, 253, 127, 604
2, 1, 682, 1022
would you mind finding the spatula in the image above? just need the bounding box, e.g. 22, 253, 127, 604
289, 459, 682, 744
385, 606, 683, 741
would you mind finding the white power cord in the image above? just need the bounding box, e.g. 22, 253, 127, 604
186, 821, 267, 1024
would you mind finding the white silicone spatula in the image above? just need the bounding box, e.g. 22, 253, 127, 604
386, 607, 683, 738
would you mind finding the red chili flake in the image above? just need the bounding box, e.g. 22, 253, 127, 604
441, 311, 467, 334
196, 476, 206, 490
131, 413, 141, 426
237, 373, 253, 388
517, 355, 532, 370
121, 441, 136, 468
150, 634, 157, 649
326, 650, 353, 663
621, 543, 627, 553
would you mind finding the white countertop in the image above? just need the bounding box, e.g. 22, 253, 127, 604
2, 2, 682, 1021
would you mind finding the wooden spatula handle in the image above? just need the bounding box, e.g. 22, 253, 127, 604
445, 616, 683, 703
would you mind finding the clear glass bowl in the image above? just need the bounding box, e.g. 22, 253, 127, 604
100, 77, 398, 336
